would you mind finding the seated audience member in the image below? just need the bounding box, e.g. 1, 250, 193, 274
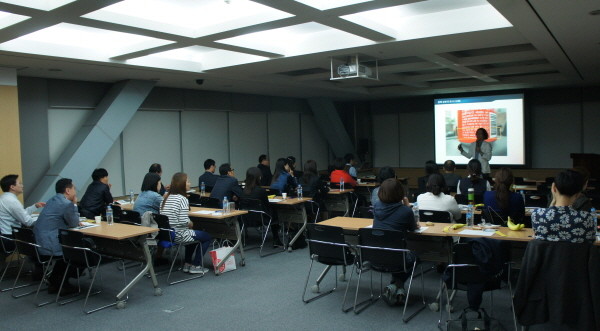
532, 169, 596, 243
549, 167, 593, 212
270, 158, 297, 195
457, 159, 491, 196
78, 168, 113, 219
149, 163, 167, 195
300, 160, 329, 200
257, 154, 272, 187
416, 173, 461, 221
371, 167, 396, 206
240, 167, 283, 247
287, 156, 302, 180
330, 157, 357, 188
372, 178, 418, 305
210, 163, 243, 202
417, 160, 439, 194
161, 173, 211, 274
0, 175, 45, 242
483, 168, 525, 222
344, 153, 358, 178
442, 160, 461, 192
198, 158, 218, 192
134, 172, 163, 215
33, 178, 80, 295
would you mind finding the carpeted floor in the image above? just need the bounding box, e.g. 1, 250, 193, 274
0, 232, 519, 331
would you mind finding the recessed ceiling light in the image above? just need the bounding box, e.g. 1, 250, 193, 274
0, 10, 29, 29
294, 0, 373, 11
0, 0, 77, 11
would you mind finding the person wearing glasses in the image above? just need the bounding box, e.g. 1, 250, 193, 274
210, 163, 243, 202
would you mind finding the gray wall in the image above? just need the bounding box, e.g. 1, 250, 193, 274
18, 78, 328, 204
369, 87, 600, 168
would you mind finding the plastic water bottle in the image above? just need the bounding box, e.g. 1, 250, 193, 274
106, 205, 114, 225
297, 184, 303, 199
201, 182, 206, 195
413, 202, 419, 224
129, 189, 135, 203
466, 203, 474, 227
223, 196, 229, 214
340, 178, 345, 191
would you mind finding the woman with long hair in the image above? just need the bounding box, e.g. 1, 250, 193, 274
160, 172, 211, 274
133, 172, 163, 215
457, 159, 491, 196
241, 167, 283, 247
270, 158, 297, 194
416, 173, 461, 220
458, 127, 493, 178
483, 168, 525, 222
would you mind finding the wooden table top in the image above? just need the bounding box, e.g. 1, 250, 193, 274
328, 189, 355, 195
75, 222, 157, 240
269, 196, 312, 205
318, 217, 374, 231
357, 183, 377, 187
513, 185, 538, 191
189, 206, 247, 219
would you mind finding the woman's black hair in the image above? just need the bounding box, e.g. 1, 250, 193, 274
148, 163, 162, 174
377, 166, 396, 184
554, 169, 585, 197
426, 173, 446, 196
476, 128, 489, 140
141, 172, 161, 193
467, 159, 482, 182
424, 160, 439, 175
243, 167, 262, 195
271, 158, 289, 184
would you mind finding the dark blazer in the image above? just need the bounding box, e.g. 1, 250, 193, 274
210, 175, 243, 201
78, 180, 112, 219
514, 240, 600, 330
257, 164, 272, 187
198, 171, 218, 192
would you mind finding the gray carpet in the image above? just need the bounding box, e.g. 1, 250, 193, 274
0, 234, 518, 331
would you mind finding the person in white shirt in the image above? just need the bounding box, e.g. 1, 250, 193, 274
0, 174, 45, 236
416, 173, 461, 221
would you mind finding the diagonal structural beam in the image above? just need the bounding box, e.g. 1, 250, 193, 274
307, 97, 354, 158
28, 79, 155, 204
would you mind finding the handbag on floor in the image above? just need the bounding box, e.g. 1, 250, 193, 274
210, 241, 237, 274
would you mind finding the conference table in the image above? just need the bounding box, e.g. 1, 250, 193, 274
75, 222, 160, 309
324, 189, 355, 216
119, 203, 248, 273
269, 196, 313, 251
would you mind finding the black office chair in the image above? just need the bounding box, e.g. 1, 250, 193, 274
454, 194, 483, 205
348, 228, 426, 323
302, 224, 354, 307
153, 214, 206, 285
188, 193, 202, 206
436, 242, 516, 330
237, 198, 281, 257
524, 193, 548, 208
57, 229, 127, 314
0, 233, 26, 292
119, 210, 141, 225
419, 210, 452, 223
111, 204, 122, 223
10, 227, 54, 307
199, 196, 221, 209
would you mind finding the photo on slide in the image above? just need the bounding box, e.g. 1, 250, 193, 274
445, 108, 507, 157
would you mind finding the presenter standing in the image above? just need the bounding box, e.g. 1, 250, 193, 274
458, 128, 492, 178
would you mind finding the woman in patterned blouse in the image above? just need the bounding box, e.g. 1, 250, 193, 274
531, 169, 596, 243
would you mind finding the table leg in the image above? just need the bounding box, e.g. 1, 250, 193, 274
287, 206, 308, 251
116, 239, 161, 304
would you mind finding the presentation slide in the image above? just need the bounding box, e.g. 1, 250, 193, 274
434, 94, 525, 165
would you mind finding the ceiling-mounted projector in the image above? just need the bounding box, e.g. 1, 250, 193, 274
337, 64, 372, 78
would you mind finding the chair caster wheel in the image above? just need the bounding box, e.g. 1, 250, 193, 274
311, 285, 319, 293
154, 288, 162, 296
446, 304, 454, 313
116, 300, 126, 309
288, 247, 293, 252
429, 302, 439, 312
338, 273, 346, 281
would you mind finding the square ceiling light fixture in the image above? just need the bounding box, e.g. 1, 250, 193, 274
83, 0, 293, 38
216, 22, 375, 57
294, 0, 373, 11
0, 10, 29, 29
341, 0, 512, 41
0, 23, 173, 62
0, 0, 77, 11
128, 45, 268, 72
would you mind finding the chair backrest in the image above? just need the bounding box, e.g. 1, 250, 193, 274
152, 213, 174, 243
199, 196, 221, 209
482, 207, 506, 226
238, 198, 268, 227
11, 227, 38, 257
119, 210, 141, 225
0, 234, 14, 254
188, 193, 202, 204
306, 224, 352, 266
454, 194, 483, 205
419, 209, 452, 223
524, 193, 548, 208
58, 229, 100, 267
357, 227, 409, 272
449, 243, 488, 285
111, 204, 123, 222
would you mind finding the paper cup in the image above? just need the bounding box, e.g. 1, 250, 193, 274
282, 193, 287, 199
94, 216, 102, 223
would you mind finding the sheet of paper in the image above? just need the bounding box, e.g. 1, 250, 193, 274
74, 223, 100, 230
192, 210, 216, 215
459, 229, 495, 236
364, 224, 373, 228
269, 199, 283, 203
117, 200, 130, 205
414, 227, 429, 233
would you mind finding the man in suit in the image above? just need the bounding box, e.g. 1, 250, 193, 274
210, 163, 243, 203
257, 154, 272, 186
198, 158, 218, 192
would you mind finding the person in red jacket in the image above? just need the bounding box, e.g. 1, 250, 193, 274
330, 157, 357, 188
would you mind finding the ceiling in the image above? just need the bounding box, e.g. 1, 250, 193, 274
0, 0, 598, 100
